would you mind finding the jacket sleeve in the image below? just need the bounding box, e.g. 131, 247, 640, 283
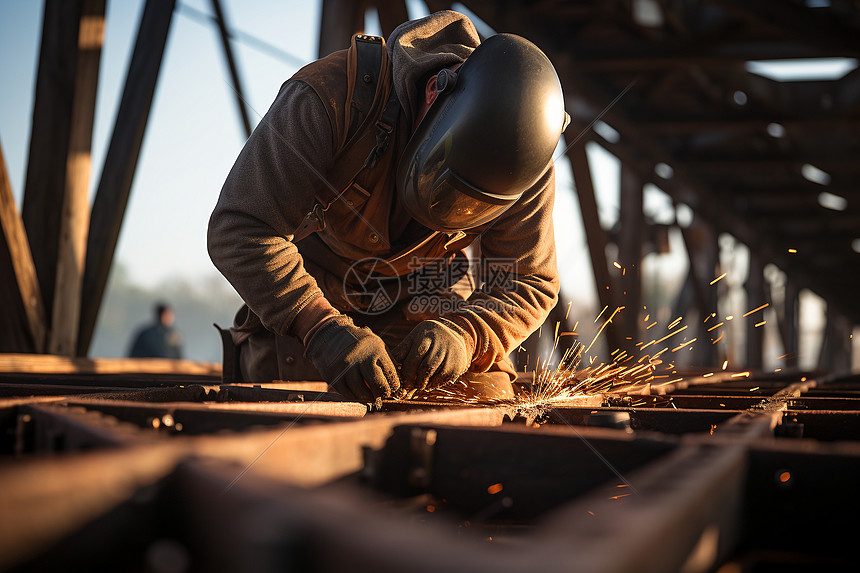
207, 81, 336, 336
444, 165, 560, 371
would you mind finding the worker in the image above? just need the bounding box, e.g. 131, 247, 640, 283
128, 302, 183, 359
208, 11, 568, 403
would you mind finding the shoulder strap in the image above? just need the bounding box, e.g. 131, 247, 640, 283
293, 33, 401, 242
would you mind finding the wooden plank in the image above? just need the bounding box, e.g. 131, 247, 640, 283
0, 139, 46, 352
0, 354, 220, 376
49, 0, 106, 356
78, 0, 175, 356
21, 0, 82, 326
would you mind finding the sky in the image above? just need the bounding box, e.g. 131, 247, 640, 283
0, 0, 845, 368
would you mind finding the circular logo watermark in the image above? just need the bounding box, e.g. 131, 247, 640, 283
343, 257, 401, 315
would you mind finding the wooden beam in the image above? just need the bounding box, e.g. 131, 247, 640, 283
373, 0, 409, 39
0, 139, 47, 352
210, 0, 252, 138
318, 0, 365, 58
678, 216, 720, 366
640, 118, 860, 134
772, 275, 799, 369
745, 250, 765, 370
78, 0, 175, 356
711, 0, 860, 60
618, 163, 642, 345
49, 0, 106, 357
21, 0, 83, 328
565, 130, 622, 354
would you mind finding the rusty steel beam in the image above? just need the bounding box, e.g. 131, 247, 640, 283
537, 442, 747, 573
188, 406, 509, 487
370, 424, 676, 519
65, 398, 366, 435
0, 442, 182, 571
22, 402, 157, 450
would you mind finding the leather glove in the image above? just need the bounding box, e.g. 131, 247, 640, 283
392, 319, 472, 393
304, 318, 400, 403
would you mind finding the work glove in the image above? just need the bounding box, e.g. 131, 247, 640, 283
304, 318, 400, 404
392, 319, 472, 393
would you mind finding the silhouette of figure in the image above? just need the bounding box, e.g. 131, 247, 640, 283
128, 302, 183, 359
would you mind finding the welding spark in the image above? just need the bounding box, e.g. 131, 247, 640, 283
424, 308, 700, 414
743, 303, 770, 317
710, 272, 727, 285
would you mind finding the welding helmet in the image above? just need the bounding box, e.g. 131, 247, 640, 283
397, 33, 569, 232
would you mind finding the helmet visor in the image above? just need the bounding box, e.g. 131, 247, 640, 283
426, 169, 515, 231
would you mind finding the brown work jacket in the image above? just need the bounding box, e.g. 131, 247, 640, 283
208, 16, 560, 373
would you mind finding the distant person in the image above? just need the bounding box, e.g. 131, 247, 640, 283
128, 302, 183, 359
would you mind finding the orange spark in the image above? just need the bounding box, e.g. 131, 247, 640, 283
671, 338, 697, 352
743, 302, 770, 317
710, 272, 727, 285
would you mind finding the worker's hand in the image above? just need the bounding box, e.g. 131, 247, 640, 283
304, 319, 400, 404
392, 319, 471, 393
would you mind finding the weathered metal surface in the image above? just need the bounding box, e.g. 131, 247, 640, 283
63, 398, 366, 435
0, 443, 182, 571
2, 370, 860, 571
537, 443, 748, 573
742, 441, 860, 562
216, 384, 345, 404
370, 423, 677, 518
